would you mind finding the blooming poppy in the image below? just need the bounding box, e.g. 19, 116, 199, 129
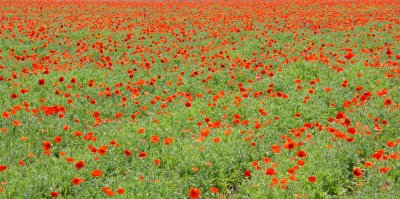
138, 151, 147, 158
38, 79, 45, 85
296, 150, 307, 158
75, 160, 85, 170
200, 129, 211, 137
188, 187, 200, 199
154, 159, 161, 166
53, 136, 62, 143
0, 165, 7, 172
244, 170, 251, 178
384, 98, 392, 106
71, 177, 84, 185
364, 161, 374, 167
117, 188, 125, 194
308, 176, 316, 183
265, 168, 276, 175
283, 141, 296, 150
97, 146, 107, 155
151, 135, 159, 143
50, 191, 59, 198
164, 137, 174, 145
353, 167, 362, 178
210, 187, 218, 193
91, 170, 102, 177
66, 157, 75, 163
43, 141, 52, 151
102, 187, 114, 196
271, 144, 280, 153
379, 167, 391, 173
124, 149, 132, 156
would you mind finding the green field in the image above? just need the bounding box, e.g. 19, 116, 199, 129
0, 0, 399, 198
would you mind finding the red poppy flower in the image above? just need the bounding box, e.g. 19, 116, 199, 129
283, 141, 296, 150
117, 188, 125, 194
50, 191, 59, 198
2, 112, 10, 119
10, 93, 18, 99
296, 150, 307, 158
124, 149, 132, 156
71, 177, 84, 185
97, 146, 107, 155
0, 165, 7, 172
91, 170, 102, 177
151, 135, 159, 143
384, 98, 392, 106
154, 159, 161, 166
102, 187, 114, 196
210, 187, 218, 193
308, 176, 316, 183
53, 136, 62, 143
379, 167, 391, 173
66, 157, 75, 163
265, 168, 276, 175
43, 141, 52, 151
271, 144, 280, 153
38, 79, 45, 85
243, 170, 251, 178
138, 151, 147, 158
188, 187, 200, 199
164, 137, 174, 145
200, 129, 211, 137
364, 161, 374, 167
353, 167, 362, 178
347, 127, 356, 134
75, 160, 85, 170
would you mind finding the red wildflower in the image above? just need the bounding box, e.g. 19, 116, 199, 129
43, 141, 52, 151
384, 98, 392, 106
102, 187, 114, 196
296, 150, 307, 158
2, 112, 10, 119
364, 161, 374, 167
124, 149, 132, 156
265, 168, 276, 175
200, 129, 211, 137
353, 167, 362, 178
138, 151, 147, 158
347, 127, 356, 134
244, 170, 251, 178
91, 170, 102, 177
0, 165, 7, 172
71, 177, 84, 185
151, 135, 159, 143
154, 159, 161, 166
283, 141, 296, 150
271, 144, 280, 153
38, 79, 45, 85
75, 160, 85, 170
53, 136, 62, 143
11, 93, 18, 99
97, 146, 107, 155
188, 187, 201, 199
164, 137, 174, 145
308, 176, 316, 183
117, 188, 125, 194
379, 167, 391, 174
210, 187, 218, 193
50, 191, 59, 198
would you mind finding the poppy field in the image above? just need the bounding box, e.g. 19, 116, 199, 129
0, 0, 399, 198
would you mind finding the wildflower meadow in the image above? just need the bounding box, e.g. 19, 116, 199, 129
0, 0, 399, 198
